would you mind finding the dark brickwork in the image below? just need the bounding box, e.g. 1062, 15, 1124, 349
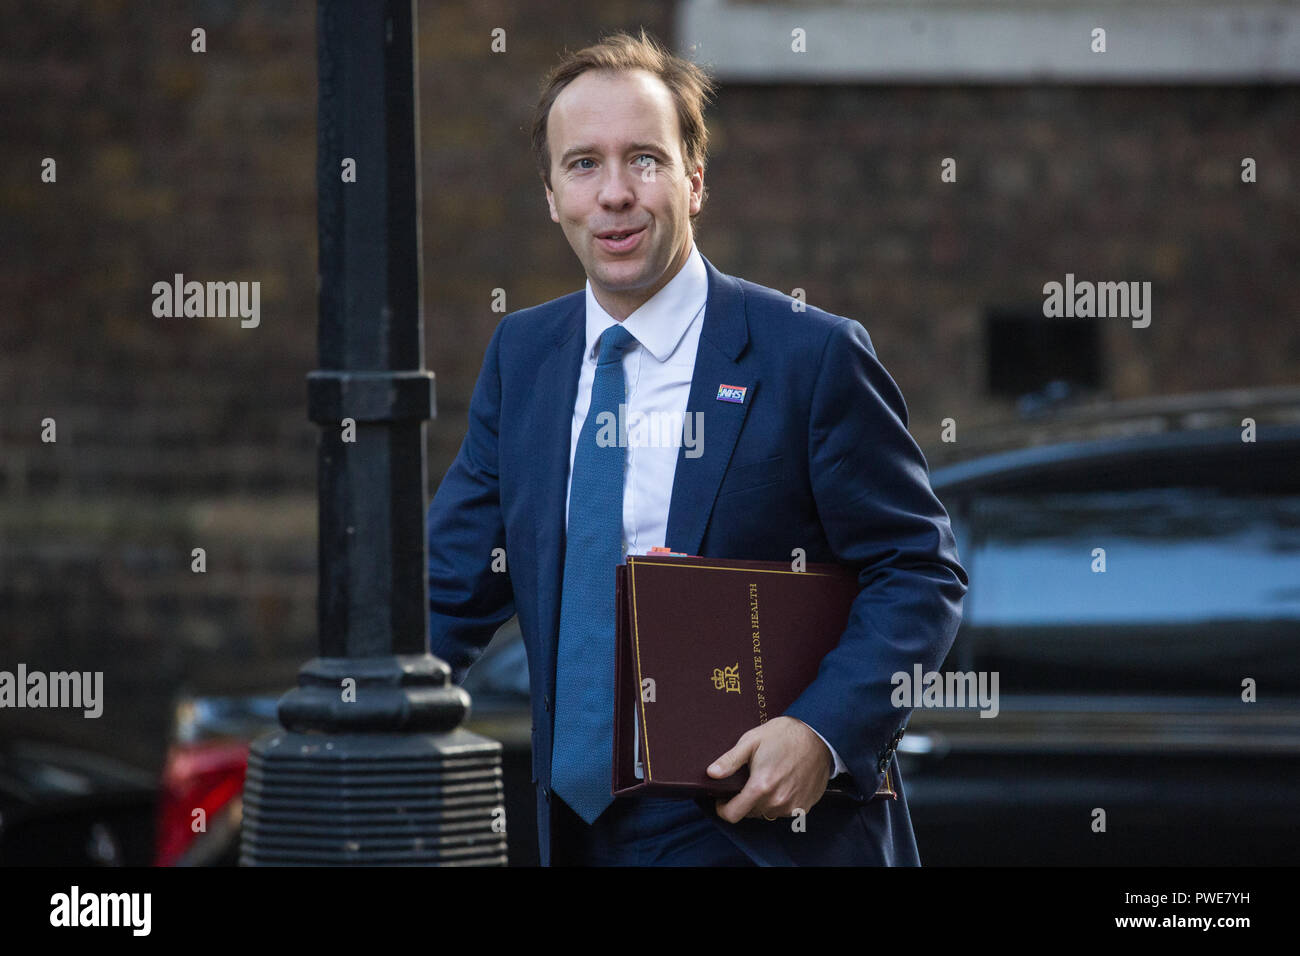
1, 2, 1296, 768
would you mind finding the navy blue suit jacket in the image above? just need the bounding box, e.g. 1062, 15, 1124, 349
426, 252, 968, 865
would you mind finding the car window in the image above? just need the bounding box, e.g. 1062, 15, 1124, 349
960, 488, 1300, 695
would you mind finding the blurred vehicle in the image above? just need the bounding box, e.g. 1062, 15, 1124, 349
152, 387, 1300, 866
0, 740, 155, 865
907, 417, 1300, 864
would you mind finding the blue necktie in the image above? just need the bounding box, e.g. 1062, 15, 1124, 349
551, 323, 638, 823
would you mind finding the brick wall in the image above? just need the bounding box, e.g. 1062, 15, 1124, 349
1, 1, 1296, 769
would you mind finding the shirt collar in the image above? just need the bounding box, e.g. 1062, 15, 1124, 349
584, 241, 707, 363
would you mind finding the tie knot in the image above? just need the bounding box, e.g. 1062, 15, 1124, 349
597, 323, 637, 366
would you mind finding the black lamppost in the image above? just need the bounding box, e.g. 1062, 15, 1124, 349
241, 0, 506, 865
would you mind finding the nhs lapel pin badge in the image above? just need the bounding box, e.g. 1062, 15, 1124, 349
716, 383, 747, 404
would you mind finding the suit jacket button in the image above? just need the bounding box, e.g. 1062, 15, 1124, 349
543, 786, 551, 802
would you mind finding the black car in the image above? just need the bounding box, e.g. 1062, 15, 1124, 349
0, 740, 156, 866
907, 420, 1300, 864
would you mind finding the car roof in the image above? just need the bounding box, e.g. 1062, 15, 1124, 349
932, 422, 1300, 497
926, 385, 1300, 471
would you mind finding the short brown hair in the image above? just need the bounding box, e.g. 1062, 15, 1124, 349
530, 28, 717, 204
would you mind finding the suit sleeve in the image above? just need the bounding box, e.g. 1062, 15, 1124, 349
782, 317, 968, 798
426, 318, 518, 685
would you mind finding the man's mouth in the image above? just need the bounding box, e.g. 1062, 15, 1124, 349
596, 226, 646, 252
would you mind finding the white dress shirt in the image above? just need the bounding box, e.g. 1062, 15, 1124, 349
563, 240, 849, 781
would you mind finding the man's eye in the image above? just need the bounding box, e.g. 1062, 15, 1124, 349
635, 154, 657, 166
573, 158, 595, 169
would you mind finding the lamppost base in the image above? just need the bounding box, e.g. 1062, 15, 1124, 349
240, 727, 507, 866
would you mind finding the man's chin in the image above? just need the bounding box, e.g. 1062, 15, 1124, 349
589, 264, 653, 294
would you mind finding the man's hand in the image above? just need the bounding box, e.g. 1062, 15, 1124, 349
707, 716, 833, 823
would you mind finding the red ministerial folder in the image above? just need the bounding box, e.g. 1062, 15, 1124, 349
612, 553, 896, 800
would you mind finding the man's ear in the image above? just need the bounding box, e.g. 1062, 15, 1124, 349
545, 185, 558, 223
689, 164, 704, 217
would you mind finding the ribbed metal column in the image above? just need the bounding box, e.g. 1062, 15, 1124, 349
240, 0, 506, 866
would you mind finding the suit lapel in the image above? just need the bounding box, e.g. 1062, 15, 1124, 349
664, 254, 755, 556
531, 298, 585, 701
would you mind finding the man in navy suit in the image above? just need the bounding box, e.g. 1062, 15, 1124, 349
426, 29, 967, 866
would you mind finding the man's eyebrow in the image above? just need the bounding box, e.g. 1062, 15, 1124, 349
558, 143, 674, 165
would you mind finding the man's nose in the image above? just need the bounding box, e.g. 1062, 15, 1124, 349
596, 166, 636, 207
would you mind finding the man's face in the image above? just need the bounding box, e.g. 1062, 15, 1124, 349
545, 68, 704, 320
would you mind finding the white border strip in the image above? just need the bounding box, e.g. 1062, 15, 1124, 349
676, 1, 1300, 82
